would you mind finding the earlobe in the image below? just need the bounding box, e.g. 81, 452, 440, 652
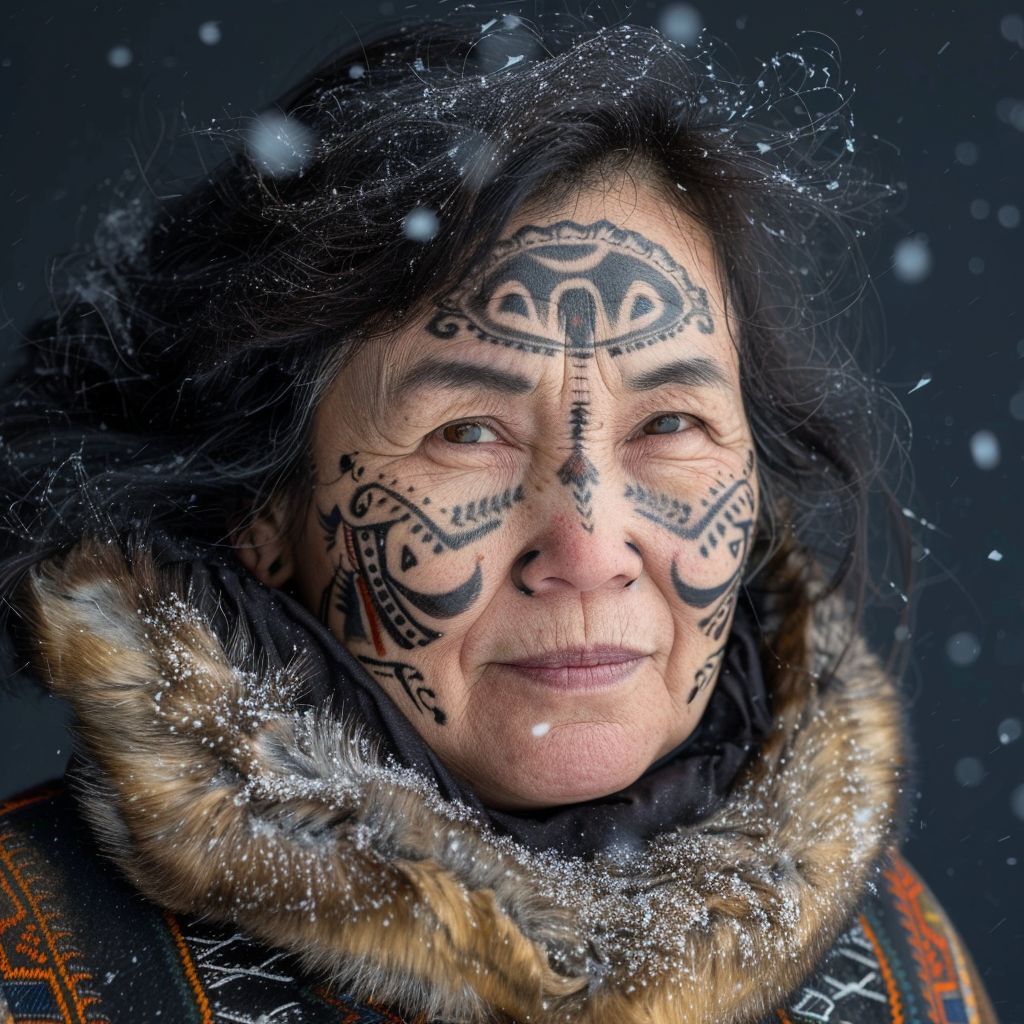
232, 508, 295, 588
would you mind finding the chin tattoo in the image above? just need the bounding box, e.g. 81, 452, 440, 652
358, 657, 448, 726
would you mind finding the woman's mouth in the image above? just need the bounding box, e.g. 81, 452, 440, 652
499, 646, 647, 691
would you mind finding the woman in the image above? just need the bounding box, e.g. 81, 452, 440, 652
0, 16, 997, 1024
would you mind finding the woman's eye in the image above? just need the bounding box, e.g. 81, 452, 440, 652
642, 414, 692, 435
441, 421, 499, 444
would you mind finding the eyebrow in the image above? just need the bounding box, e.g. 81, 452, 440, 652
622, 357, 732, 393
392, 358, 536, 400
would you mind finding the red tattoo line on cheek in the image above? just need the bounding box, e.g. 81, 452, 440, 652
343, 522, 359, 566
342, 521, 387, 655
356, 574, 387, 656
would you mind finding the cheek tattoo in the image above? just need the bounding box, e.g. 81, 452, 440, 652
427, 219, 716, 534
626, 449, 757, 704
358, 657, 447, 726
318, 453, 524, 651
318, 453, 524, 725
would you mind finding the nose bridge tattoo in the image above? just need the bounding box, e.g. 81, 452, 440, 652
556, 287, 599, 532
626, 449, 757, 704
426, 220, 716, 532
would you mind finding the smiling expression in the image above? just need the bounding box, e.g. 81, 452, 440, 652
266, 179, 758, 810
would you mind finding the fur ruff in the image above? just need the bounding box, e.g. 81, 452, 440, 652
22, 537, 907, 1024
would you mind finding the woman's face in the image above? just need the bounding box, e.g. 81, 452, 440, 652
269, 179, 758, 809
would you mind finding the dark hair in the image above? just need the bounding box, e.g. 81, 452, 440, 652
0, 16, 910, 634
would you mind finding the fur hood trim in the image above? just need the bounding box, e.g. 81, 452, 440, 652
23, 538, 908, 1024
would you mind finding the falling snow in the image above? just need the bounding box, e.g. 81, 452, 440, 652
658, 3, 704, 46
969, 429, 1000, 470
998, 718, 1021, 745
451, 131, 502, 190
198, 21, 222, 46
403, 207, 440, 242
106, 45, 133, 69
997, 204, 1020, 228
996, 97, 1024, 131
954, 141, 979, 165
1000, 13, 1024, 44
946, 631, 981, 667
246, 112, 314, 178
891, 237, 932, 284
954, 757, 985, 787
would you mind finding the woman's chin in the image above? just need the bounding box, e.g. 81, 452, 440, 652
470, 719, 665, 811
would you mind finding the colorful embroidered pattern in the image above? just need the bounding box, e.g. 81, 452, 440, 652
164, 914, 213, 1024
860, 912, 906, 1024
0, 786, 991, 1024
314, 987, 425, 1024
884, 855, 981, 1024
781, 917, 895, 1023
0, 789, 105, 1024
0, 785, 423, 1023
168, 918, 420, 1023
772, 851, 996, 1024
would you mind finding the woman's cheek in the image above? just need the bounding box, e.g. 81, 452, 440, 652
628, 449, 755, 591
629, 449, 757, 701
305, 451, 527, 718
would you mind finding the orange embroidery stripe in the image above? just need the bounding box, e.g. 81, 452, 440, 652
946, 931, 982, 1024
884, 854, 962, 1024
884, 857, 939, 1023
312, 985, 367, 1024
0, 862, 27, 941
0, 786, 63, 817
860, 912, 905, 1024
0, 834, 96, 1023
314, 984, 424, 1023
164, 912, 213, 1024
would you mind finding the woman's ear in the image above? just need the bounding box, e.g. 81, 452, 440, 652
231, 503, 295, 588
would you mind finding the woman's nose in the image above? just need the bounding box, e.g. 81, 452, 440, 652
511, 510, 644, 596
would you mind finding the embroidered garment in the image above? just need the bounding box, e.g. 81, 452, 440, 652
0, 788, 992, 1024
0, 535, 998, 1024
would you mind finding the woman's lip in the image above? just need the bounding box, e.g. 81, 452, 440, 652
502, 646, 647, 669
497, 648, 648, 691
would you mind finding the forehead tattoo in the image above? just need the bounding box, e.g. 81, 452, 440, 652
426, 219, 715, 355
426, 219, 718, 535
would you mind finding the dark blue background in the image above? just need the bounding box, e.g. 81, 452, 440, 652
2, 1, 1022, 1016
